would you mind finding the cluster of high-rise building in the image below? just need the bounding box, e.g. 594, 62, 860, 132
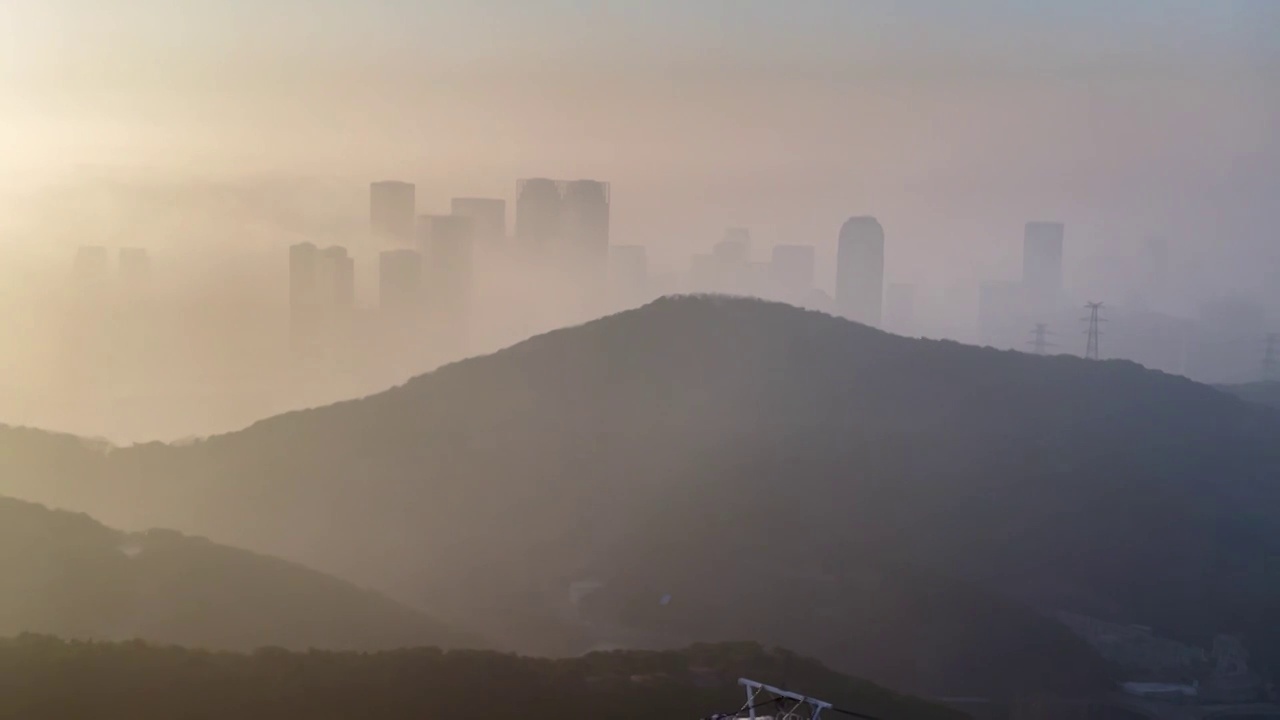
285, 178, 902, 374
65, 180, 1278, 392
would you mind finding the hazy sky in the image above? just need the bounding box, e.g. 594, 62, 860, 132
2, 1, 1279, 292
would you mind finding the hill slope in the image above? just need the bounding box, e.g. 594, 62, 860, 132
0, 636, 964, 720
0, 497, 474, 652
1219, 382, 1280, 410
7, 295, 1280, 695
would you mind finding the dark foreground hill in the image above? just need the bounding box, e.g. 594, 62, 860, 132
1220, 382, 1280, 410
6, 295, 1280, 696
0, 497, 474, 652
0, 636, 962, 720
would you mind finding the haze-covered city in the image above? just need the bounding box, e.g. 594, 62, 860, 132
2, 3, 1280, 720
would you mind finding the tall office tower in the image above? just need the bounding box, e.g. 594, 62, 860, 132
885, 283, 917, 336
835, 216, 885, 326
288, 242, 321, 354
423, 215, 475, 324
769, 244, 816, 298
451, 198, 507, 246
1023, 221, 1065, 311
689, 254, 715, 291
118, 248, 150, 290
379, 249, 423, 314
715, 228, 751, 264
370, 181, 416, 245
320, 246, 355, 309
608, 244, 648, 306
708, 228, 751, 294
515, 178, 562, 252
561, 180, 611, 273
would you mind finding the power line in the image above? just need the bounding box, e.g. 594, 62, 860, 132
1082, 302, 1106, 360
1027, 323, 1056, 356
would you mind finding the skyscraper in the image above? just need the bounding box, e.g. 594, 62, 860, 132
515, 178, 562, 251
715, 228, 751, 264
290, 243, 353, 357
320, 246, 355, 309
769, 245, 816, 298
422, 214, 475, 323
451, 198, 506, 246
379, 249, 423, 316
370, 181, 416, 245
608, 244, 648, 307
289, 242, 321, 354
708, 228, 751, 294
561, 179, 611, 272
835, 216, 885, 326
1023, 221, 1064, 310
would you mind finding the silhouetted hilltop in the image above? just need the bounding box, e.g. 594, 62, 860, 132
6, 295, 1280, 696
0, 497, 475, 652
1219, 381, 1280, 411
0, 636, 963, 720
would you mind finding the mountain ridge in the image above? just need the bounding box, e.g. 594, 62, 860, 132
5, 295, 1280, 696
0, 496, 477, 652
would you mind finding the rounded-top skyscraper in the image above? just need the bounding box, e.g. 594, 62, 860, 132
835, 216, 885, 327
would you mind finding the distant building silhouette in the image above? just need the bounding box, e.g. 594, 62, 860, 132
378, 249, 424, 360
608, 245, 648, 307
370, 181, 416, 245
289, 243, 321, 354
885, 283, 916, 336
561, 180, 611, 274
689, 253, 716, 291
769, 245, 816, 298
1023, 222, 1064, 311
836, 217, 885, 326
451, 198, 506, 246
515, 178, 562, 251
715, 228, 750, 263
379, 249, 423, 313
289, 243, 354, 357
421, 215, 475, 343
320, 246, 355, 309
701, 228, 752, 294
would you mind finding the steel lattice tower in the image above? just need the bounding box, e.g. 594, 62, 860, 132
1028, 323, 1056, 356
1083, 302, 1104, 360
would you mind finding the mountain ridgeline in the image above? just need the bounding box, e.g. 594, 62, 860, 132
5, 295, 1280, 697
1220, 382, 1280, 411
0, 636, 963, 720
0, 497, 474, 652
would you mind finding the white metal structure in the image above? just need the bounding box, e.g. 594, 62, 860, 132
738, 678, 833, 720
